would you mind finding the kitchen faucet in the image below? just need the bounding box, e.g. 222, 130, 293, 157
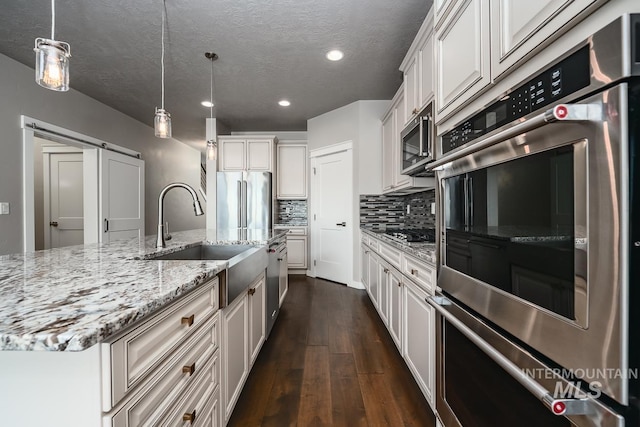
157, 183, 204, 248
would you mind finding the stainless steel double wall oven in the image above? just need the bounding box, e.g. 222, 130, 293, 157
430, 15, 640, 427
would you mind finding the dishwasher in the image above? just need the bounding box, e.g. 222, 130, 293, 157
266, 235, 286, 338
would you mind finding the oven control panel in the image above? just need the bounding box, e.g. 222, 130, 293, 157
442, 46, 590, 154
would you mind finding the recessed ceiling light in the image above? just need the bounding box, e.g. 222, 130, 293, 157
326, 50, 344, 61
278, 100, 291, 107
201, 101, 214, 108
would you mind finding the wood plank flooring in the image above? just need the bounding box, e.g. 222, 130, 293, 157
227, 275, 436, 427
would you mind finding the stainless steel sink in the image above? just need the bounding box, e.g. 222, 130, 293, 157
144, 243, 268, 307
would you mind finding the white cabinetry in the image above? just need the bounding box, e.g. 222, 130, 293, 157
490, 0, 608, 79
279, 246, 288, 306
388, 268, 403, 351
403, 279, 435, 406
360, 242, 370, 290
368, 252, 380, 309
218, 136, 277, 172
222, 272, 266, 424
435, 0, 490, 121
285, 227, 307, 271
400, 8, 435, 124
381, 87, 435, 195
277, 144, 307, 199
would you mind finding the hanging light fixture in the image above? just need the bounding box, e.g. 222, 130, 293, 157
34, 0, 71, 91
205, 51, 218, 160
154, 0, 171, 138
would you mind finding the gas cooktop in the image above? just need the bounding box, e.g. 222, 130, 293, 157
384, 228, 436, 244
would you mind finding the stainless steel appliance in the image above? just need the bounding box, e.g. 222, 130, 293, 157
430, 15, 640, 427
266, 235, 286, 338
401, 102, 434, 176
217, 171, 272, 229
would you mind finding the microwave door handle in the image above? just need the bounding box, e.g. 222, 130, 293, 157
427, 296, 596, 417
428, 103, 603, 170
420, 114, 433, 158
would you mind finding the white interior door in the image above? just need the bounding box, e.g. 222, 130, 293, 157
44, 152, 84, 249
100, 150, 145, 243
311, 147, 352, 284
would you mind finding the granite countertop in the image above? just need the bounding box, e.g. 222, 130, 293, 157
0, 228, 287, 352
361, 228, 436, 265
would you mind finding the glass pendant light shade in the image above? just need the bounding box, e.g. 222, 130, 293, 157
34, 39, 70, 91
154, 108, 172, 138
206, 140, 217, 161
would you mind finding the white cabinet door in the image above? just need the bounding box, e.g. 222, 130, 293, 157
435, 0, 490, 121
378, 261, 389, 326
286, 235, 307, 269
393, 93, 410, 189
222, 293, 248, 422
219, 140, 245, 171
248, 275, 265, 367
368, 253, 380, 308
404, 56, 419, 125
277, 144, 307, 199
434, 0, 455, 28
360, 244, 370, 290
279, 249, 288, 306
388, 269, 403, 351
419, 32, 434, 108
491, 0, 607, 78
403, 280, 435, 406
381, 110, 395, 192
246, 139, 272, 171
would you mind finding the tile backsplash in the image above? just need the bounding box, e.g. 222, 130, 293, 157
276, 200, 308, 225
360, 190, 435, 230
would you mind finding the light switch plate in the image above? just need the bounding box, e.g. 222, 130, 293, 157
0, 202, 9, 215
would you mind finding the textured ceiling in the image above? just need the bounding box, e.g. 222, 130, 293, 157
0, 0, 432, 151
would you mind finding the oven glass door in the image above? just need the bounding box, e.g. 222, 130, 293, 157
443, 145, 577, 321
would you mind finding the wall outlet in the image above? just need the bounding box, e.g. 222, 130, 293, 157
406, 205, 410, 214
285, 207, 291, 214
431, 202, 436, 215
0, 202, 9, 215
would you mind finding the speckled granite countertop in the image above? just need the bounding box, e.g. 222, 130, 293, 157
0, 228, 286, 352
361, 228, 436, 265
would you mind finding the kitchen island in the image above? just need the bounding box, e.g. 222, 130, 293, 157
0, 228, 287, 427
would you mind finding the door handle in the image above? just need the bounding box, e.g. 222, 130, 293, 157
336, 222, 346, 227
49, 221, 59, 227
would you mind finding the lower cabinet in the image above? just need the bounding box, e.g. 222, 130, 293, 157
361, 234, 435, 409
286, 234, 307, 270
222, 272, 266, 424
403, 279, 435, 406
279, 249, 289, 306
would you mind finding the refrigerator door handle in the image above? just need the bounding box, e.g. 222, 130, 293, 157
242, 180, 248, 228
237, 180, 242, 228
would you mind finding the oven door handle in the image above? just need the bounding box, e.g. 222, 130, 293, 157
427, 296, 595, 417
428, 103, 602, 170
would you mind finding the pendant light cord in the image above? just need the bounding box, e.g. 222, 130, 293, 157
161, 0, 166, 110
50, 0, 55, 40
209, 57, 214, 119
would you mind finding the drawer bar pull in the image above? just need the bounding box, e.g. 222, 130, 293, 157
182, 363, 196, 376
411, 269, 418, 276
181, 314, 195, 327
183, 410, 196, 423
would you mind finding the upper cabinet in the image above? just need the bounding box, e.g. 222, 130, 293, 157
490, 0, 609, 79
434, 0, 609, 123
400, 8, 435, 126
435, 0, 490, 122
218, 136, 277, 172
277, 144, 307, 199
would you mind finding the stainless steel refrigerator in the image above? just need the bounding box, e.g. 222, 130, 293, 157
217, 171, 272, 229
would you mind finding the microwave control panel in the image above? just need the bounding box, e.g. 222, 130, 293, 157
442, 46, 590, 155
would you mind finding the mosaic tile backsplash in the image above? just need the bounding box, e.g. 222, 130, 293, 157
360, 190, 435, 230
276, 200, 308, 225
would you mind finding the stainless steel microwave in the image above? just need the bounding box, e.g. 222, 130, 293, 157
400, 102, 433, 176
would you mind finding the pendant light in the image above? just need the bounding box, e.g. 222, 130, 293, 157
34, 0, 71, 91
154, 0, 171, 138
205, 52, 218, 160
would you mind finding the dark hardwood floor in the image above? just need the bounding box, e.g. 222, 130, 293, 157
227, 275, 436, 427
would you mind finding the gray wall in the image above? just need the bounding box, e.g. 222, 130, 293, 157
0, 53, 204, 255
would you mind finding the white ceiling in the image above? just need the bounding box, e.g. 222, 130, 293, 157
0, 0, 432, 151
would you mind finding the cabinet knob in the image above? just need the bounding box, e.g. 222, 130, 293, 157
182, 363, 196, 376
183, 410, 196, 423
181, 314, 195, 327
248, 288, 256, 296
398, 282, 402, 287
383, 268, 389, 274
411, 269, 418, 276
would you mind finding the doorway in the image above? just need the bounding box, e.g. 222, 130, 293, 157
310, 141, 353, 285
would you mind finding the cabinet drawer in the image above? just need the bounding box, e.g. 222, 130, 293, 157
366, 235, 379, 251
286, 227, 307, 235
160, 357, 218, 427
109, 314, 220, 427
402, 254, 435, 293
378, 242, 401, 270
192, 389, 219, 427
108, 278, 219, 407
